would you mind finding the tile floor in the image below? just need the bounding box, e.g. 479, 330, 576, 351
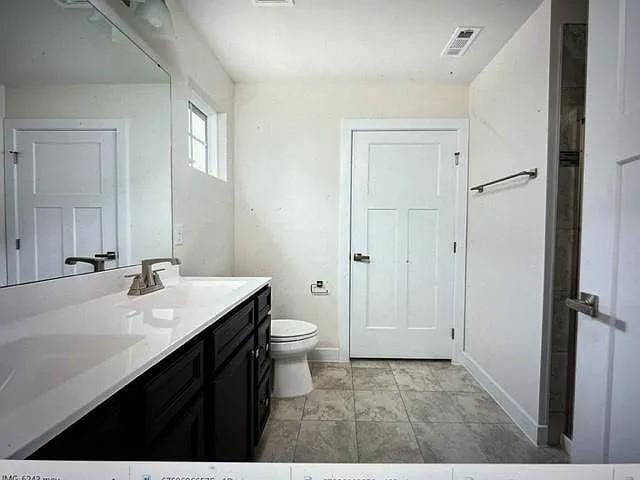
255, 359, 569, 464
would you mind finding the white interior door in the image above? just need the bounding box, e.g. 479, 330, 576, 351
350, 130, 457, 359
571, 0, 640, 463
5, 128, 118, 283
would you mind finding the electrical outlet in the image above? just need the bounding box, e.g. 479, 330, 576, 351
174, 224, 184, 246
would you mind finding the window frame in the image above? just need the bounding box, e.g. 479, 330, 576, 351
187, 88, 226, 180
187, 100, 210, 174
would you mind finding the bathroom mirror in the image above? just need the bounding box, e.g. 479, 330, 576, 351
0, 0, 172, 287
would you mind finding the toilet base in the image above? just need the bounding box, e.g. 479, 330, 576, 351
272, 355, 314, 398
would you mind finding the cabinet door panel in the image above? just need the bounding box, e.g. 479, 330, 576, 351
145, 393, 206, 461
211, 339, 254, 461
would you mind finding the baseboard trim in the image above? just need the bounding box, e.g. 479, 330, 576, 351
462, 352, 548, 445
308, 347, 342, 363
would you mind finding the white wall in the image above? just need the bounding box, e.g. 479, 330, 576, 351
464, 0, 552, 443
234, 81, 468, 349
5, 83, 172, 264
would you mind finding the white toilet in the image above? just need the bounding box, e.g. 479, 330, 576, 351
270, 319, 319, 398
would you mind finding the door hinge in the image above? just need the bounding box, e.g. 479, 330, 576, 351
15, 239, 21, 250
454, 152, 460, 166
453, 241, 457, 253
9, 150, 19, 164
451, 328, 455, 340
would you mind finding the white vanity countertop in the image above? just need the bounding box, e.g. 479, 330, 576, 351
0, 274, 271, 459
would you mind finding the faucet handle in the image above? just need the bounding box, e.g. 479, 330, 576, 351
124, 273, 140, 279
141, 257, 181, 267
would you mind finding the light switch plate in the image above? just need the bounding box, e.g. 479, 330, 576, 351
174, 223, 184, 246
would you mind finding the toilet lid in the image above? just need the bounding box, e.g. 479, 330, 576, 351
271, 319, 318, 342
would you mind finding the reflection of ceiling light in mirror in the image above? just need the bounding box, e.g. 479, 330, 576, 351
135, 0, 175, 39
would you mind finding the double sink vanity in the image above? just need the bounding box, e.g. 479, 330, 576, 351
0, 269, 272, 461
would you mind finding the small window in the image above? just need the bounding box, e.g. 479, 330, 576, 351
187, 92, 227, 180
188, 101, 213, 174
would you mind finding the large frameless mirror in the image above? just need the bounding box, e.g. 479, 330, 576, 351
0, 0, 172, 287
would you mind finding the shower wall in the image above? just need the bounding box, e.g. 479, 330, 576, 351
548, 23, 587, 445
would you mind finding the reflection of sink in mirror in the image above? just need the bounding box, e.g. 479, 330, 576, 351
0, 334, 144, 413
0, 0, 172, 288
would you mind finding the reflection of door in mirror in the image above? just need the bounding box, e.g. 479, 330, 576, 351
0, 0, 172, 288
4, 120, 129, 284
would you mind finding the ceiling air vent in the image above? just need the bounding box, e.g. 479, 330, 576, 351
441, 27, 482, 57
252, 0, 295, 6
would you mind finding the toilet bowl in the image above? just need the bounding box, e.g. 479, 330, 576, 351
270, 319, 319, 398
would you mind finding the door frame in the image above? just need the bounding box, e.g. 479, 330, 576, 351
338, 118, 469, 363
3, 118, 130, 284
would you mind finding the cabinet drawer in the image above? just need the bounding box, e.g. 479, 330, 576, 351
256, 316, 271, 380
212, 301, 255, 370
143, 340, 204, 442
255, 373, 271, 442
256, 286, 271, 321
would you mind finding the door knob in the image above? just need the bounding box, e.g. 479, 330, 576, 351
353, 253, 370, 263
566, 292, 599, 317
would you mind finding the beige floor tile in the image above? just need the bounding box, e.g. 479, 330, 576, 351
303, 389, 355, 420
354, 390, 408, 421
294, 421, 357, 463
311, 365, 353, 390
353, 367, 398, 390
356, 422, 423, 463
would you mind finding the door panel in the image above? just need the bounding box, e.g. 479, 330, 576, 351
34, 207, 64, 280
608, 159, 640, 461
7, 129, 117, 282
365, 208, 398, 329
572, 0, 640, 463
407, 208, 438, 329
350, 130, 457, 359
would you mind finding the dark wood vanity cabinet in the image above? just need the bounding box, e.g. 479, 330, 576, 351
30, 286, 272, 462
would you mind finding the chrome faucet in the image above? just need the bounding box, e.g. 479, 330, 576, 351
127, 257, 181, 296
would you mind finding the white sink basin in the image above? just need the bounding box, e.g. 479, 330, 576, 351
119, 278, 247, 310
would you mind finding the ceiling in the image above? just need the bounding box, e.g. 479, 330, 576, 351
177, 0, 544, 83
0, 0, 168, 87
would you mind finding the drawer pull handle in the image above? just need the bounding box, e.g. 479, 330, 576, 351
255, 348, 260, 359
265, 343, 270, 352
